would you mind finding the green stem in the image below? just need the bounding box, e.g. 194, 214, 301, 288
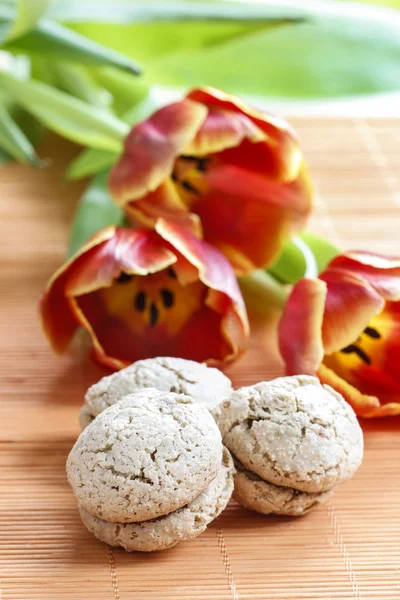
239, 270, 289, 312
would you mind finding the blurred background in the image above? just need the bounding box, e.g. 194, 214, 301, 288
1, 0, 400, 174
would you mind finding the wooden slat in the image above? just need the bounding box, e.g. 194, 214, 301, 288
1, 118, 400, 600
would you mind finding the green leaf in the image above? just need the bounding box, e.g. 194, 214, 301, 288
143, 11, 400, 98
53, 1, 305, 26
47, 61, 112, 109
0, 0, 50, 43
0, 147, 12, 164
68, 170, 125, 257
61, 1, 400, 98
0, 101, 39, 164
300, 233, 340, 273
66, 88, 163, 180
65, 16, 292, 65
91, 67, 149, 115
3, 16, 142, 74
340, 0, 400, 8
0, 72, 128, 151
14, 107, 46, 145
66, 148, 118, 181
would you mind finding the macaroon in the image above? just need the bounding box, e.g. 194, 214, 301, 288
215, 375, 363, 517
79, 357, 233, 429
67, 388, 234, 551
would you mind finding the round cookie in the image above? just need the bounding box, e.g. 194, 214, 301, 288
82, 357, 233, 426
67, 389, 223, 523
79, 448, 234, 552
216, 375, 363, 493
233, 457, 332, 517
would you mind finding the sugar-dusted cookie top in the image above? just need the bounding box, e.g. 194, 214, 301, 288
84, 357, 233, 419
68, 388, 223, 523
216, 375, 363, 493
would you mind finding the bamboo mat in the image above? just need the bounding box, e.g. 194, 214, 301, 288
1, 118, 400, 600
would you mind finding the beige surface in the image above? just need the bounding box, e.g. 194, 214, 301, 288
1, 118, 400, 599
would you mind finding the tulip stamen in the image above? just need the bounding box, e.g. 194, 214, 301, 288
134, 291, 146, 313
180, 180, 201, 195
340, 344, 371, 365
171, 169, 201, 194
179, 155, 211, 173
172, 156, 208, 197
160, 289, 174, 308
167, 268, 177, 279
116, 272, 134, 284
149, 303, 159, 328
364, 326, 381, 339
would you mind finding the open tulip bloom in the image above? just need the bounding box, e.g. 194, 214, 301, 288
279, 251, 400, 417
109, 87, 313, 276
40, 220, 249, 370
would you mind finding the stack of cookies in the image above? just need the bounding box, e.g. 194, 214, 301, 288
215, 376, 364, 517
67, 358, 364, 552
67, 388, 234, 552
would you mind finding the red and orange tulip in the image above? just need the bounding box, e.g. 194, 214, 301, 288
40, 220, 249, 370
279, 251, 400, 417
109, 87, 313, 275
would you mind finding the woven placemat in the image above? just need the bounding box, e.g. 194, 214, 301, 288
1, 118, 400, 600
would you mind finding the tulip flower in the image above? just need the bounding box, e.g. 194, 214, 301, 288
40, 220, 249, 370
109, 86, 313, 275
279, 251, 400, 417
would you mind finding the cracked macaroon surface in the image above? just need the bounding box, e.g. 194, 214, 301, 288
233, 457, 332, 516
79, 447, 234, 552
67, 389, 223, 523
82, 357, 233, 427
216, 375, 363, 493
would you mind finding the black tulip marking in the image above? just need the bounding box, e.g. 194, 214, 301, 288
134, 291, 146, 312
340, 344, 371, 365
180, 179, 201, 195
179, 155, 210, 173
339, 325, 382, 365
364, 326, 381, 339
116, 272, 133, 284
160, 289, 174, 309
167, 268, 177, 279
149, 303, 159, 327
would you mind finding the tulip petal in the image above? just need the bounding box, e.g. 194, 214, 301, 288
320, 270, 385, 354
125, 180, 203, 237
193, 163, 312, 274
317, 364, 382, 417
322, 300, 400, 415
68, 229, 177, 296
186, 86, 302, 181
40, 227, 116, 352
318, 364, 400, 418
156, 218, 249, 363
40, 227, 177, 353
278, 278, 326, 376
328, 250, 400, 301
109, 99, 207, 206
184, 108, 265, 156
